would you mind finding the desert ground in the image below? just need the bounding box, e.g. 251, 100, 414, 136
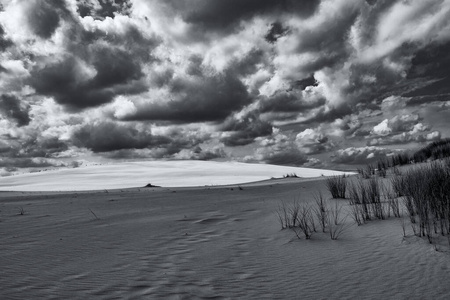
1, 162, 449, 299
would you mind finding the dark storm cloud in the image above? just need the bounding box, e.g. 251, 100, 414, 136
189, 146, 226, 160
0, 157, 57, 169
72, 122, 216, 160
355, 0, 399, 48
27, 5, 159, 110
0, 134, 69, 164
259, 89, 325, 114
264, 21, 289, 44
230, 49, 266, 78
403, 41, 450, 99
126, 71, 251, 123
25, 0, 70, 39
220, 112, 273, 146
77, 0, 132, 19
72, 122, 170, 152
0, 94, 31, 127
288, 5, 360, 74
2, 0, 450, 170
165, 0, 319, 33
102, 145, 225, 161
294, 75, 317, 90
29, 50, 145, 110
262, 147, 308, 166
0, 24, 13, 51
297, 105, 353, 126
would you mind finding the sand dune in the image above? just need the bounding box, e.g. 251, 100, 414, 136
1, 173, 449, 299
0, 160, 351, 191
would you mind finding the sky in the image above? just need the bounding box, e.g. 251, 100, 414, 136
0, 0, 450, 174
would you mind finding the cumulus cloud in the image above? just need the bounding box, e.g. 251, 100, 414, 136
70, 121, 217, 162
371, 119, 391, 136
72, 122, 169, 152
0, 0, 450, 170
27, 14, 158, 110
157, 0, 319, 36
295, 127, 333, 154
174, 146, 226, 161
0, 94, 30, 126
76, 0, 133, 20
24, 0, 68, 39
125, 69, 251, 123
245, 129, 309, 166
368, 113, 438, 146
0, 23, 12, 51
331, 146, 397, 165
220, 111, 272, 146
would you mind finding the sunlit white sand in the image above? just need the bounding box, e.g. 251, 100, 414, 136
0, 160, 351, 191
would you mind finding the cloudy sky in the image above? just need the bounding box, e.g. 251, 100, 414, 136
0, 0, 450, 173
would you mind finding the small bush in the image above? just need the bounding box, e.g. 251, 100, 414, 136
313, 191, 328, 233
276, 201, 292, 229
18, 206, 25, 216
395, 161, 450, 243
326, 175, 347, 199
328, 201, 350, 240
293, 205, 315, 239
276, 200, 317, 239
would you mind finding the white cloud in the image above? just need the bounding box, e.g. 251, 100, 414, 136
372, 119, 391, 136
112, 96, 137, 119
332, 146, 395, 164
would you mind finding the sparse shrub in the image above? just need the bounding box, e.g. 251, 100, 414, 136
392, 166, 402, 176
347, 176, 393, 224
397, 161, 450, 243
328, 201, 350, 240
283, 173, 298, 178
348, 200, 365, 226
276, 200, 317, 239
376, 159, 388, 178
293, 205, 315, 239
367, 177, 385, 220
276, 201, 291, 229
386, 191, 401, 218
391, 171, 406, 198
326, 175, 347, 199
391, 152, 411, 166
18, 206, 25, 216
313, 191, 328, 233
89, 208, 99, 220
412, 138, 450, 162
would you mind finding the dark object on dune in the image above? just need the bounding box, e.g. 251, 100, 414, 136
144, 183, 161, 188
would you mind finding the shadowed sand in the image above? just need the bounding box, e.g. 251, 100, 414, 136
1, 164, 449, 299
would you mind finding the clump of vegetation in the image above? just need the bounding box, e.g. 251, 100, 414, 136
357, 164, 375, 179
390, 152, 411, 167
328, 201, 350, 240
276, 193, 350, 240
347, 173, 403, 226
412, 138, 450, 163
277, 139, 450, 247
144, 183, 160, 188
18, 206, 25, 216
283, 173, 299, 178
313, 191, 327, 233
325, 175, 347, 199
392, 161, 450, 244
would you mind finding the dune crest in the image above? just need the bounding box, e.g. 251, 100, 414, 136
0, 160, 351, 192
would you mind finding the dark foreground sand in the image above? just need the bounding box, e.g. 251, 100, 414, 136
1, 177, 449, 299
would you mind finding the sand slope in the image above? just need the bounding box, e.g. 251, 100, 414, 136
0, 160, 350, 191
1, 176, 449, 299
